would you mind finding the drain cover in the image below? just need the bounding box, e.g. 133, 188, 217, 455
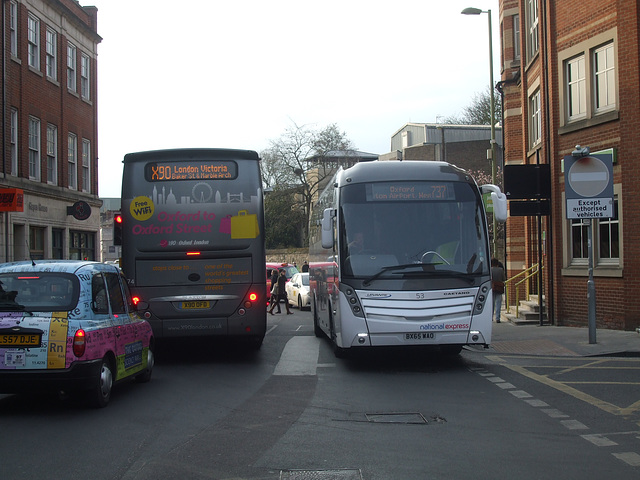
280, 469, 363, 479
365, 412, 428, 424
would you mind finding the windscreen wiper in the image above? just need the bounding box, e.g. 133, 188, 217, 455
363, 264, 478, 286
362, 263, 429, 286
0, 301, 25, 311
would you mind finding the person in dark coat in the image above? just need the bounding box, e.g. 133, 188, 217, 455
269, 269, 293, 315
491, 258, 506, 323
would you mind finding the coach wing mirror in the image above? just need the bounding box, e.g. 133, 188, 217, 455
321, 208, 335, 249
481, 185, 508, 223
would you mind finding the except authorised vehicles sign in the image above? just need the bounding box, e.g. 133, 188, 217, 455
564, 153, 614, 219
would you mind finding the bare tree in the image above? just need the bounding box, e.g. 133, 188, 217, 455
443, 86, 502, 125
262, 121, 355, 247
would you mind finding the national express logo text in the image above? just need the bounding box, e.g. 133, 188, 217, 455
420, 323, 469, 331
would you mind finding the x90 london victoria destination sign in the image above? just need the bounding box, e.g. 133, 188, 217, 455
563, 152, 614, 220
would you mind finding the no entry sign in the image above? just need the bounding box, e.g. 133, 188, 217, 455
564, 153, 614, 219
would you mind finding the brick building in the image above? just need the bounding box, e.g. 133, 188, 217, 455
0, 0, 101, 261
500, 0, 639, 330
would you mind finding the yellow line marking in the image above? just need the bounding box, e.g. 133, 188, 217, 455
620, 400, 640, 417
502, 363, 623, 415
562, 381, 640, 386
486, 355, 640, 416
555, 358, 609, 375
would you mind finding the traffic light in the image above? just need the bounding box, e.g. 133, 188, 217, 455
113, 213, 123, 245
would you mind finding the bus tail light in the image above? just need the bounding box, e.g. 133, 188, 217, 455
73, 329, 86, 357
240, 291, 260, 313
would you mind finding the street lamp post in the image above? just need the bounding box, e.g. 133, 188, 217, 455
462, 7, 497, 257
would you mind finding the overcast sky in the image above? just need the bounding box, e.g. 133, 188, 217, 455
86, 0, 501, 198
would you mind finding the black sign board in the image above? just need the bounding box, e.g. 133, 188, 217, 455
67, 201, 91, 220
510, 199, 551, 217
504, 164, 551, 199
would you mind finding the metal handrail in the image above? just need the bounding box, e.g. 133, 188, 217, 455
514, 265, 544, 317
504, 263, 543, 316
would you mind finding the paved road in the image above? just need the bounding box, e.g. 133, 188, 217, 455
1, 308, 639, 479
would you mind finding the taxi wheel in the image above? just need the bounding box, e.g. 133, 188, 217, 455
135, 346, 155, 383
298, 295, 303, 310
88, 357, 114, 408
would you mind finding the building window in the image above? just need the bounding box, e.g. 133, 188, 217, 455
525, 0, 538, 62
47, 124, 58, 185
52, 228, 64, 259
559, 33, 617, 130
528, 90, 541, 148
68, 133, 77, 190
566, 55, 586, 120
10, 2, 18, 57
70, 231, 96, 261
599, 198, 619, 261
46, 28, 57, 80
594, 43, 616, 113
29, 227, 46, 260
570, 197, 619, 266
29, 116, 41, 181
82, 139, 91, 193
10, 108, 18, 176
513, 14, 520, 60
571, 217, 589, 261
67, 43, 77, 92
81, 53, 90, 100
28, 14, 40, 70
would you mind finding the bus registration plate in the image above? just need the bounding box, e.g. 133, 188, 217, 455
181, 301, 210, 310
405, 332, 435, 340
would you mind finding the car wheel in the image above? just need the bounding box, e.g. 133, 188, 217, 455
135, 345, 154, 383
87, 357, 113, 408
298, 295, 303, 310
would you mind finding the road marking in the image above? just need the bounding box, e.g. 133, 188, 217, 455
273, 336, 320, 376
524, 399, 549, 407
612, 452, 640, 467
542, 408, 569, 418
560, 419, 588, 430
582, 434, 618, 447
266, 325, 278, 335
475, 364, 640, 468
509, 390, 533, 399
497, 362, 623, 416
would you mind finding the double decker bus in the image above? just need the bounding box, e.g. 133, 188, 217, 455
309, 160, 507, 356
120, 149, 266, 347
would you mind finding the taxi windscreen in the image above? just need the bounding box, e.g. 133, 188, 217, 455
0, 273, 80, 312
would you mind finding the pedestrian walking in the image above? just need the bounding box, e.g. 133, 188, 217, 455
269, 269, 279, 311
491, 258, 505, 323
269, 269, 293, 315
302, 260, 309, 273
